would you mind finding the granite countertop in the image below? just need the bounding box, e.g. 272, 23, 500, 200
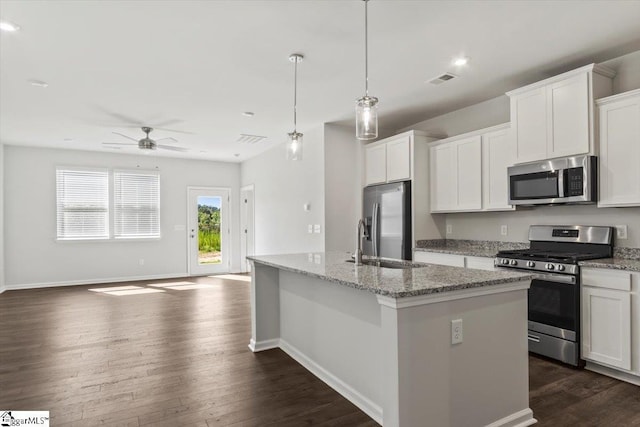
247, 252, 532, 298
414, 239, 529, 258
579, 258, 640, 272
579, 247, 640, 272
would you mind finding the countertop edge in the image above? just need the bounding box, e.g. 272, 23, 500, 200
579, 259, 640, 272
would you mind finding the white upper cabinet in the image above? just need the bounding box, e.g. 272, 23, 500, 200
365, 143, 387, 185
507, 64, 614, 164
597, 89, 640, 207
430, 124, 513, 213
482, 125, 515, 211
454, 136, 482, 211
364, 134, 411, 186
386, 135, 412, 182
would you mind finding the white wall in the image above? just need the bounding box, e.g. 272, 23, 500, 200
4, 146, 241, 288
240, 125, 325, 255
0, 143, 4, 293
406, 49, 640, 248
324, 124, 363, 252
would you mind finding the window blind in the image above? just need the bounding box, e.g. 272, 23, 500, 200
56, 168, 109, 239
114, 171, 160, 238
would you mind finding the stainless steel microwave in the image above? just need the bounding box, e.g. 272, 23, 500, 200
508, 155, 597, 205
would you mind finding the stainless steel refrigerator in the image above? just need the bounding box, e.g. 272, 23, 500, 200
362, 181, 412, 260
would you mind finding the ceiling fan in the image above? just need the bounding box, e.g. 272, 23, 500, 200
103, 127, 187, 152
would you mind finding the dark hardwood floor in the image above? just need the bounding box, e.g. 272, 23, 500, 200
1, 276, 638, 426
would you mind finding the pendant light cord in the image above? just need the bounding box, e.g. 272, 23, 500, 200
364, 0, 369, 97
293, 57, 298, 133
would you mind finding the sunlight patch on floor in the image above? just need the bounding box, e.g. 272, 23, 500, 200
211, 274, 251, 282
160, 284, 216, 290
102, 288, 166, 296
148, 281, 197, 288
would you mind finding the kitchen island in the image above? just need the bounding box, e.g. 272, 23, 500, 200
248, 252, 535, 427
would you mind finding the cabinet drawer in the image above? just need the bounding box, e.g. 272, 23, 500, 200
582, 268, 631, 292
465, 256, 496, 271
413, 251, 465, 267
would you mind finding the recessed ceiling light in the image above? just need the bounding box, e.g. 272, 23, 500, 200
199, 150, 207, 153
234, 153, 240, 157
29, 79, 49, 88
63, 138, 74, 142
242, 112, 255, 117
453, 57, 469, 66
0, 21, 20, 32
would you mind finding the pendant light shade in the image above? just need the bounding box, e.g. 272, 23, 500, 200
287, 53, 304, 161
356, 0, 378, 140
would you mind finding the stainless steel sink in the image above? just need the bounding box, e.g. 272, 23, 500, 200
346, 259, 412, 269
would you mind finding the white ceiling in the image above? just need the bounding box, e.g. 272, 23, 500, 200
1, 0, 640, 162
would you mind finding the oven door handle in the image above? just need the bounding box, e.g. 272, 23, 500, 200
527, 334, 541, 343
530, 273, 576, 285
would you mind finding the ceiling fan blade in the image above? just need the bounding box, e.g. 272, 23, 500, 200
94, 106, 145, 126
157, 144, 188, 152
102, 142, 136, 146
153, 127, 196, 135
152, 119, 184, 128
155, 137, 178, 143
112, 132, 140, 142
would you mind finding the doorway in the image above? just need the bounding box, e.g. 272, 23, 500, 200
240, 184, 255, 273
188, 187, 230, 275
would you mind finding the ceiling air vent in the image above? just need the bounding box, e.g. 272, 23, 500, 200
428, 72, 458, 85
236, 134, 268, 144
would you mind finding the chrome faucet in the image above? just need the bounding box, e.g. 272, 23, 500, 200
355, 219, 365, 266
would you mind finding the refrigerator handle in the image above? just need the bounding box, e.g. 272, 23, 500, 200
372, 202, 379, 257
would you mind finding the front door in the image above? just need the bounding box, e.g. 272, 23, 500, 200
188, 187, 230, 275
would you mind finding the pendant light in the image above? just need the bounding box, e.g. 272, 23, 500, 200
356, 0, 378, 140
287, 53, 304, 161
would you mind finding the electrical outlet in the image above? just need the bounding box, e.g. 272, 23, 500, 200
446, 224, 453, 235
139, 259, 145, 266
615, 225, 628, 240
451, 319, 463, 344
308, 224, 313, 234
501, 225, 508, 236
314, 224, 321, 234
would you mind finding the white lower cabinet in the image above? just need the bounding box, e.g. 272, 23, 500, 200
413, 251, 495, 271
581, 268, 638, 376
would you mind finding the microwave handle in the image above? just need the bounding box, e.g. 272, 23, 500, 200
558, 170, 565, 198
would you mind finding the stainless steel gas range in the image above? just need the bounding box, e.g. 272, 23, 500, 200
495, 225, 614, 366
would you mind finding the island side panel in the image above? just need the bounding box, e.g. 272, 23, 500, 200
380, 286, 533, 427
278, 270, 384, 423
249, 262, 281, 351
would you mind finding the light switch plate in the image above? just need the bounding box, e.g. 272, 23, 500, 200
314, 224, 321, 233
500, 225, 508, 236
446, 224, 453, 235
308, 224, 313, 234
615, 225, 628, 240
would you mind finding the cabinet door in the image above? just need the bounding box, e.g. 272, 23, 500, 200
598, 95, 640, 207
482, 128, 514, 211
455, 136, 482, 211
582, 286, 631, 370
430, 144, 454, 212
386, 135, 411, 182
547, 72, 590, 158
512, 88, 547, 163
365, 143, 387, 186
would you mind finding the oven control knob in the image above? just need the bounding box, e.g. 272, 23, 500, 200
546, 263, 555, 270
527, 261, 535, 268
557, 265, 565, 272
510, 260, 517, 266
502, 259, 510, 265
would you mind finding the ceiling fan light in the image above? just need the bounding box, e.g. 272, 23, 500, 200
286, 131, 303, 161
356, 95, 378, 140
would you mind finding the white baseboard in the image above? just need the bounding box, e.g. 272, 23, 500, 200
248, 338, 280, 352
485, 408, 537, 427
279, 338, 383, 425
5, 272, 188, 291
586, 361, 640, 386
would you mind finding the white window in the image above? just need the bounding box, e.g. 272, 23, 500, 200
113, 170, 160, 239
56, 168, 109, 240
